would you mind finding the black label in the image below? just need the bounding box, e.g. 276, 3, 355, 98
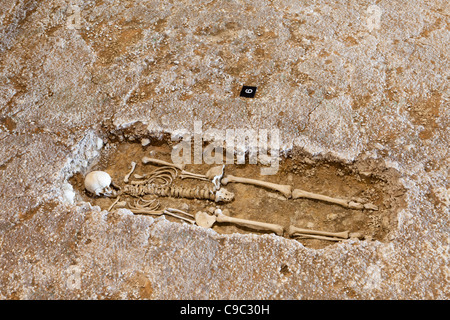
240, 86, 257, 98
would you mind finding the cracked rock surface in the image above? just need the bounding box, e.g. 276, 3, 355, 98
0, 0, 449, 299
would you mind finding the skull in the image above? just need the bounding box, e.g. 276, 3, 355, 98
84, 171, 115, 197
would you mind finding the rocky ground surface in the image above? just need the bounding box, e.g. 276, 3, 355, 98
0, 0, 449, 299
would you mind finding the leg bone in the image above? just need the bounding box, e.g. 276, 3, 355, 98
215, 210, 284, 235
292, 189, 348, 207
288, 225, 349, 239
293, 234, 344, 242
292, 189, 377, 210
221, 175, 292, 199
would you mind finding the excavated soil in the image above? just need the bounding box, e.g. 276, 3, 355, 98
70, 125, 406, 249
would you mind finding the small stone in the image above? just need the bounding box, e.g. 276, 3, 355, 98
349, 232, 364, 240
179, 202, 189, 211
359, 171, 372, 177
207, 207, 216, 214
141, 138, 150, 146
116, 201, 127, 208
326, 213, 338, 221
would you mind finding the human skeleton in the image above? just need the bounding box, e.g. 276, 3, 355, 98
84, 156, 378, 242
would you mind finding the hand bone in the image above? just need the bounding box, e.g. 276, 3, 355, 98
210, 165, 225, 190
180, 165, 225, 191
179, 165, 224, 182
129, 206, 195, 224
221, 175, 292, 199
166, 207, 194, 218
